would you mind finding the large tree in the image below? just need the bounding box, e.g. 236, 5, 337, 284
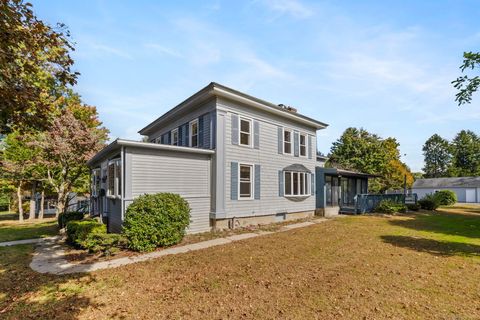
451, 130, 480, 177
422, 134, 452, 178
452, 51, 480, 105
328, 127, 413, 193
0, 0, 78, 133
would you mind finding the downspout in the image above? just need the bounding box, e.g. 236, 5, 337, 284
121, 146, 125, 221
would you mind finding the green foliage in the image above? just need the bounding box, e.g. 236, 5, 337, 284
451, 130, 480, 177
123, 193, 191, 252
374, 200, 407, 214
327, 127, 414, 193
452, 51, 480, 105
58, 211, 84, 228
422, 134, 452, 178
82, 233, 127, 255
434, 190, 457, 206
418, 194, 441, 211
66, 219, 106, 248
406, 203, 421, 211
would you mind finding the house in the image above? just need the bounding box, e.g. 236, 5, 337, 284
87, 82, 373, 234
413, 177, 480, 203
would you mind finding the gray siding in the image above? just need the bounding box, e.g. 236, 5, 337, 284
218, 97, 317, 218
127, 147, 212, 233
107, 199, 123, 233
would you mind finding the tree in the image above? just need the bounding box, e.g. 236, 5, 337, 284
422, 134, 452, 178
452, 51, 480, 105
37, 105, 107, 216
0, 0, 78, 133
328, 127, 413, 193
451, 130, 480, 177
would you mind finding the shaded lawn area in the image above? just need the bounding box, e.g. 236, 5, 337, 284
1, 206, 480, 319
0, 219, 58, 243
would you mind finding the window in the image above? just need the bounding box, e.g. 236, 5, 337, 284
283, 129, 292, 154
171, 128, 178, 146
107, 159, 121, 198
299, 133, 307, 157
92, 169, 100, 197
239, 164, 253, 199
284, 171, 310, 197
189, 119, 198, 147
239, 118, 252, 146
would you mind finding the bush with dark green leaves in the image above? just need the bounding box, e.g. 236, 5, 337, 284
66, 219, 106, 248
406, 203, 420, 211
58, 211, 85, 228
374, 200, 407, 214
434, 190, 457, 206
418, 194, 441, 211
82, 233, 128, 255
123, 193, 191, 252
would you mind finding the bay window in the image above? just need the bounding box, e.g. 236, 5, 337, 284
107, 159, 121, 198
284, 171, 310, 197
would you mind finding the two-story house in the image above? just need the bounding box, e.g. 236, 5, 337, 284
87, 82, 329, 233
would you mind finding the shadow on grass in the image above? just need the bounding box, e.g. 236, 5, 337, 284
388, 211, 480, 239
0, 245, 102, 319
381, 235, 480, 258
0, 213, 19, 221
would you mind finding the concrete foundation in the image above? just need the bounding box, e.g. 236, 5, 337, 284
214, 210, 315, 230
315, 206, 339, 218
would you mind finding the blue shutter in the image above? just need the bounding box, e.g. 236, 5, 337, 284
294, 131, 299, 157
253, 120, 260, 149
231, 162, 238, 200
166, 131, 171, 145
278, 127, 283, 154
178, 126, 183, 146
231, 114, 239, 145
212, 112, 216, 149
308, 135, 312, 159
311, 173, 315, 196
183, 123, 189, 146
203, 113, 211, 149
278, 170, 284, 197
254, 164, 261, 200
161, 134, 166, 144
198, 115, 204, 148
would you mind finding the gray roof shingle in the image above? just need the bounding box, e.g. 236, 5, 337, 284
413, 177, 480, 188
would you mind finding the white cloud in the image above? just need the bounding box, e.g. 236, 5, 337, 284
258, 0, 314, 19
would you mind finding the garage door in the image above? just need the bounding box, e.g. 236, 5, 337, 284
466, 189, 476, 203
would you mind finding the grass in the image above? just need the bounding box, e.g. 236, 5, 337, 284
0, 218, 58, 243
1, 204, 480, 319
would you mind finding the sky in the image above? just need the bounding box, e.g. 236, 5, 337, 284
32, 0, 480, 172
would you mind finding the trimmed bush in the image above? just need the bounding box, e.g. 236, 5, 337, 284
58, 211, 85, 228
434, 190, 457, 206
82, 233, 127, 255
123, 193, 191, 252
374, 199, 407, 214
406, 203, 420, 211
418, 194, 441, 211
66, 219, 106, 248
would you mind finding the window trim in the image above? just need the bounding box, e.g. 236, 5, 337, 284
299, 133, 308, 157
238, 163, 254, 200
107, 159, 121, 199
189, 119, 199, 147
171, 128, 179, 146
238, 117, 253, 147
91, 168, 100, 197
284, 171, 311, 197
283, 128, 293, 155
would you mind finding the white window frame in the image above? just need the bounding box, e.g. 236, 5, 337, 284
239, 117, 252, 147
107, 159, 121, 199
299, 133, 307, 157
91, 168, 100, 197
171, 128, 179, 146
189, 119, 199, 147
283, 128, 293, 155
238, 163, 254, 200
284, 171, 311, 197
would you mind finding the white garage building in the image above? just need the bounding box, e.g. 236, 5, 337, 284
412, 177, 480, 203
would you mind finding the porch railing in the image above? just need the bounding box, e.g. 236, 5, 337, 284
352, 193, 417, 214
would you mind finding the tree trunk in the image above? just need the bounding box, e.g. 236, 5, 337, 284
29, 181, 36, 220
56, 187, 67, 218
39, 187, 45, 220
17, 183, 24, 222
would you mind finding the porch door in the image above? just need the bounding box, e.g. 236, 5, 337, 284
326, 175, 339, 207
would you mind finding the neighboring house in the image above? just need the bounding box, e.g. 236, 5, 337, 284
87, 82, 373, 234
413, 177, 480, 203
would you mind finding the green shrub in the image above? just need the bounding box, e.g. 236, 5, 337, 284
374, 199, 407, 214
58, 211, 85, 228
406, 203, 420, 211
123, 193, 191, 252
434, 190, 457, 206
418, 194, 441, 211
66, 219, 106, 248
82, 233, 127, 255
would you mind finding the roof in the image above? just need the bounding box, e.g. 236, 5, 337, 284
139, 82, 329, 135
316, 167, 380, 179
283, 164, 311, 173
413, 177, 480, 188
87, 139, 215, 167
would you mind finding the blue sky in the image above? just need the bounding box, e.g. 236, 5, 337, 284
33, 0, 480, 172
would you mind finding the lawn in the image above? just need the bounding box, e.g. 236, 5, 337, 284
1, 205, 480, 319
0, 218, 58, 243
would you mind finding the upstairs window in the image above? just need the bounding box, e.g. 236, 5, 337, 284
284, 171, 310, 197
171, 128, 179, 146
107, 159, 121, 198
239, 164, 253, 199
284, 129, 292, 154
299, 133, 307, 157
239, 118, 252, 146
190, 119, 198, 147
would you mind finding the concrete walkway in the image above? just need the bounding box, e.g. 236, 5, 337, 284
30, 218, 328, 275
0, 236, 60, 247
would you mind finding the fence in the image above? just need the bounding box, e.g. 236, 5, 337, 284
353, 193, 417, 214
